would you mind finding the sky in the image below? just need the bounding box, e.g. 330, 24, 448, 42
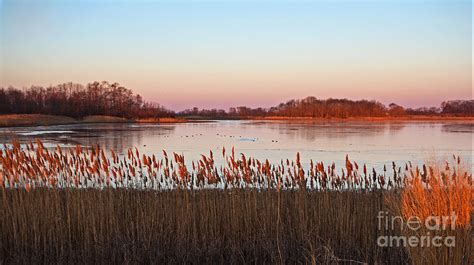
0, 0, 472, 111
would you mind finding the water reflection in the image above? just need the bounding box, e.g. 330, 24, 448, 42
0, 123, 176, 152
441, 122, 474, 133
262, 121, 404, 141
0, 120, 471, 171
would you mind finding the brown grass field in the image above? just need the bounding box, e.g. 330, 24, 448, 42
1, 189, 404, 264
0, 114, 180, 127
136, 117, 188, 123
0, 114, 132, 127
0, 140, 472, 264
0, 114, 77, 127
79, 115, 131, 123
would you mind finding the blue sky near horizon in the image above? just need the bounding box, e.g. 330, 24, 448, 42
1, 0, 471, 110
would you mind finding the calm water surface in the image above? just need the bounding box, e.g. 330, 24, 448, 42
0, 120, 472, 171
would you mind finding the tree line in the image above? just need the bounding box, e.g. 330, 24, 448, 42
0, 81, 172, 118
178, 97, 473, 118
404, 100, 473, 116
1, 82, 472, 119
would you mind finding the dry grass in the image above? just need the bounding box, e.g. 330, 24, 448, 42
0, 189, 406, 264
0, 140, 407, 191
0, 114, 76, 127
0, 114, 181, 128
0, 114, 131, 128
80, 115, 131, 123
386, 162, 473, 265
0, 140, 472, 264
136, 117, 188, 123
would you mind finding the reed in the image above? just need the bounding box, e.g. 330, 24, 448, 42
0, 140, 410, 191
386, 160, 472, 265
0, 140, 471, 264
1, 189, 406, 264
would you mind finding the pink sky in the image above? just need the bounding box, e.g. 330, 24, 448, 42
1, 1, 472, 111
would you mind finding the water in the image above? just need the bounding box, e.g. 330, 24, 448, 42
0, 120, 472, 171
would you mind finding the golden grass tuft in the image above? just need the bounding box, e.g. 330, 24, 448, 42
400, 165, 472, 228
80, 115, 131, 123
386, 160, 472, 265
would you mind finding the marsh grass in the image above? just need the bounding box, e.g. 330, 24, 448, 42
1, 189, 409, 264
386, 163, 473, 265
0, 114, 76, 127
0, 140, 471, 264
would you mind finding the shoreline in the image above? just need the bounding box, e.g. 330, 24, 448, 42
0, 114, 472, 128
248, 115, 474, 122
0, 114, 187, 128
